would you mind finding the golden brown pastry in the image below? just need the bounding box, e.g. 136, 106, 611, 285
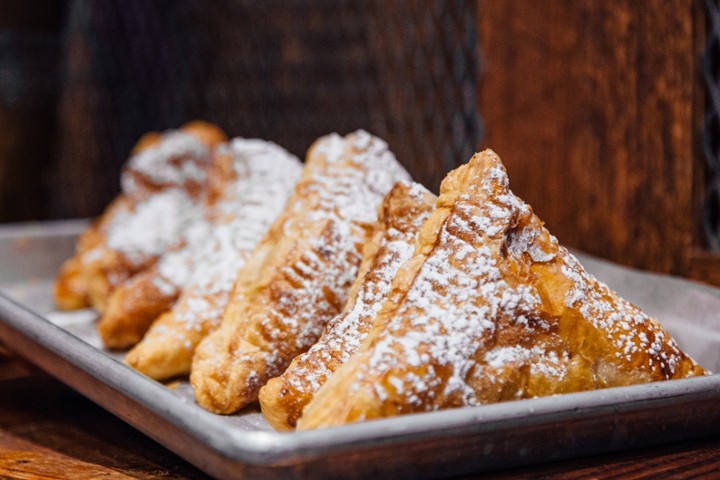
190, 130, 410, 414
297, 149, 708, 430
119, 120, 227, 203
53, 121, 227, 313
54, 256, 91, 311
95, 136, 282, 350
96, 264, 185, 350
122, 139, 302, 377
82, 190, 200, 312
54, 197, 129, 310
259, 181, 436, 430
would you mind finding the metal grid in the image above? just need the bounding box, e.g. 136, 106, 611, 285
703, 0, 720, 251
0, 21, 62, 222
54, 0, 482, 216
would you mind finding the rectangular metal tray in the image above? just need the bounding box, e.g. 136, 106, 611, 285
0, 220, 719, 479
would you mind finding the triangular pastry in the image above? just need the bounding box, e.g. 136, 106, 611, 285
54, 197, 129, 310
190, 130, 410, 414
96, 139, 300, 350
95, 219, 205, 349
297, 149, 708, 430
56, 121, 223, 311
259, 181, 436, 430
54, 121, 227, 313
123, 139, 302, 378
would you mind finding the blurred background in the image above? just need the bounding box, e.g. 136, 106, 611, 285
0, 0, 718, 286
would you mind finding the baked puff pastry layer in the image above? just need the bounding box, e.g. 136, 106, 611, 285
97, 138, 300, 350
260, 181, 436, 430
54, 197, 129, 311
191, 130, 410, 414
124, 139, 302, 379
53, 121, 227, 313
297, 149, 708, 430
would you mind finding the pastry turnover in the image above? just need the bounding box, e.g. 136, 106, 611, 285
54, 197, 129, 310
95, 136, 288, 350
259, 181, 436, 430
97, 208, 213, 349
190, 130, 410, 414
123, 139, 302, 378
53, 121, 226, 313
297, 149, 708, 430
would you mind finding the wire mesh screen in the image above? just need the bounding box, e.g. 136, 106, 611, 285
53, 0, 482, 218
0, 4, 64, 222
703, 0, 720, 251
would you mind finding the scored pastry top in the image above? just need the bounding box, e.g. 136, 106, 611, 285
259, 180, 436, 430
297, 149, 706, 429
190, 129, 411, 414
121, 138, 303, 380
304, 181, 436, 375
167, 138, 303, 330
252, 129, 412, 348
55, 124, 708, 431
290, 129, 411, 229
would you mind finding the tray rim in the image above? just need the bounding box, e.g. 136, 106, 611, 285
1, 219, 720, 478
0, 218, 91, 239
2, 291, 719, 465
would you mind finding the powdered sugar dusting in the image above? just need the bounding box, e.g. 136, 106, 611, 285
192, 131, 410, 410
146, 139, 302, 345
258, 131, 410, 352
279, 182, 435, 407
175, 140, 301, 332
86, 129, 216, 277
153, 214, 211, 290
256, 131, 409, 357
106, 189, 203, 268
362, 169, 541, 410
559, 251, 686, 377
121, 131, 211, 200
302, 130, 411, 228
483, 346, 569, 380
254, 220, 364, 368
306, 150, 701, 424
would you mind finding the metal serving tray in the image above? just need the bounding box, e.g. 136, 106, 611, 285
0, 220, 718, 479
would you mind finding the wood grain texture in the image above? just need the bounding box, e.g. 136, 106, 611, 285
0, 377, 210, 479
478, 0, 710, 281
480, 436, 720, 480
686, 252, 720, 286
0, 1, 64, 222
0, 433, 133, 480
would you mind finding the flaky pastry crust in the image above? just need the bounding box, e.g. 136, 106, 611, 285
297, 149, 707, 430
124, 139, 301, 379
54, 197, 128, 310
260, 181, 436, 430
53, 121, 227, 313
190, 130, 410, 414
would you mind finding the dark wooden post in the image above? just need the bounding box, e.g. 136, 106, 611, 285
478, 0, 720, 285
0, 1, 65, 222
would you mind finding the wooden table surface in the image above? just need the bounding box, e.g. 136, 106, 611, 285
1, 354, 718, 480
